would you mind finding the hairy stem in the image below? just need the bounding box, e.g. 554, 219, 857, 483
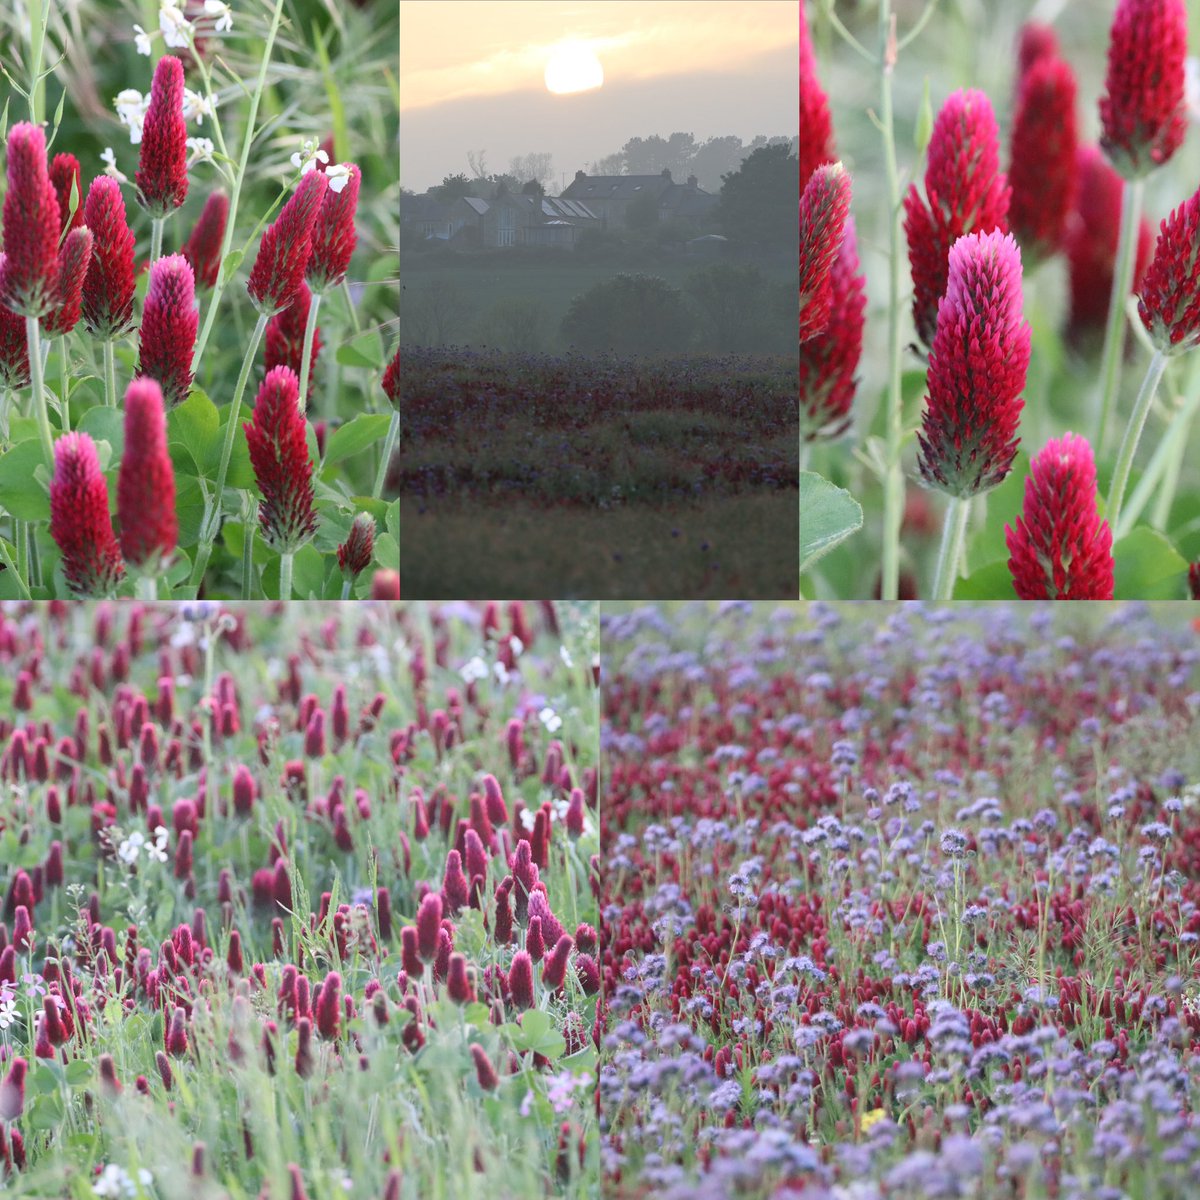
136, 575, 157, 601
279, 551, 293, 601
1094, 178, 1144, 455
298, 290, 323, 415
373, 410, 399, 500
149, 216, 164, 266
26, 316, 54, 472
931, 496, 970, 601
103, 339, 117, 408
1108, 347, 1168, 535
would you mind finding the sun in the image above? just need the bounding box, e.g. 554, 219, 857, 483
544, 41, 604, 95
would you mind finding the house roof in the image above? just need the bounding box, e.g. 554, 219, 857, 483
562, 173, 676, 201
461, 196, 489, 214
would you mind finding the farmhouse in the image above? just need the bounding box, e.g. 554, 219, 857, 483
401, 188, 600, 248
560, 168, 718, 228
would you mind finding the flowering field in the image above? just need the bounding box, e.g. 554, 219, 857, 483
0, 1, 400, 599
801, 0, 1200, 600
400, 347, 798, 597
0, 600, 600, 1198
601, 601, 1200, 1199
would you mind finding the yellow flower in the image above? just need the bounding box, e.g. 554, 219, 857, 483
860, 1107, 887, 1134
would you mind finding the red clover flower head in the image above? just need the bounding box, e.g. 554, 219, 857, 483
50, 433, 126, 596
264, 281, 321, 401
243, 366, 318, 552
0, 282, 30, 390
508, 950, 535, 1010
382, 346, 400, 411
48, 153, 84, 234
1, 123, 61, 318
118, 378, 178, 569
917, 229, 1031, 498
136, 55, 189, 216
1005, 433, 1114, 600
801, 216, 865, 441
137, 254, 198, 407
247, 170, 329, 316
1137, 185, 1200, 354
336, 513, 375, 579
181, 189, 229, 290
800, 5, 835, 190
306, 163, 360, 292
1099, 0, 1187, 179
416, 892, 442, 963
1016, 22, 1060, 79
43, 227, 93, 337
82, 176, 137, 340
799, 161, 852, 344
904, 89, 1011, 350
1008, 55, 1078, 263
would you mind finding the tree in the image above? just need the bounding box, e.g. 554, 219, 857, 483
688, 136, 746, 193
435, 173, 474, 202
520, 178, 545, 197
560, 274, 694, 355
718, 143, 800, 254
686, 263, 787, 353
589, 152, 625, 176
509, 152, 554, 189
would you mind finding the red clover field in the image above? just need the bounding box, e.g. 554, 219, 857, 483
601, 602, 1200, 1199
0, 601, 600, 1199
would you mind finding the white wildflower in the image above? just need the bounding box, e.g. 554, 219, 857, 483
460, 656, 488, 684
0, 988, 17, 1030
114, 89, 150, 145
539, 706, 563, 733
100, 147, 128, 183
133, 24, 153, 55
203, 0, 234, 33
183, 88, 217, 125
186, 137, 215, 166
118, 830, 145, 865
147, 825, 170, 864
324, 162, 352, 194
290, 138, 329, 174
559, 644, 575, 668
510, 635, 525, 656
160, 1, 193, 48
93, 1164, 153, 1198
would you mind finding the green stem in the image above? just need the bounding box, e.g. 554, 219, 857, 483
340, 578, 352, 601
190, 311, 268, 591
25, 316, 54, 472
149, 217, 164, 266
58, 337, 69, 432
192, 0, 289, 370
1094, 178, 1144, 455
27, 0, 47, 125
241, 510, 255, 599
103, 339, 117, 408
931, 496, 969, 601
15, 519, 28, 583
298, 290, 323, 415
1108, 348, 1168, 535
136, 575, 157, 600
341, 278, 362, 336
878, 5, 904, 601
1150, 404, 1192, 532
279, 551, 293, 601
373, 409, 399, 500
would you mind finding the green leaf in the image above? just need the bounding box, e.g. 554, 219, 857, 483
64, 1059, 93, 1085
290, 542, 326, 599
964, 451, 1030, 573
222, 248, 244, 280
27, 1092, 64, 1131
33, 1064, 61, 1095
799, 471, 863, 574
1112, 527, 1189, 599
169, 390, 221, 474
336, 329, 384, 369
0, 439, 51, 521
952, 558, 1015, 599
511, 1008, 567, 1059
78, 405, 125, 461
324, 414, 392, 467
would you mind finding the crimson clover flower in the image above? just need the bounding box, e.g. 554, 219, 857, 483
1016, 21, 1060, 78
118, 379, 178, 568
43, 228, 94, 337
1137, 185, 1200, 354
917, 230, 1031, 498
247, 170, 329, 316
181, 188, 229, 290
1008, 55, 1078, 263
48, 153, 84, 234
904, 90, 1011, 350
136, 55, 189, 216
799, 161, 851, 344
1099, 0, 1187, 179
382, 346, 400, 411
306, 162, 360, 292
137, 255, 198, 406
800, 4, 835, 191
1063, 144, 1153, 346
244, 366, 318, 551
264, 281, 321, 400
1006, 433, 1114, 599
49, 433, 126, 596
337, 513, 375, 579
1, 123, 61, 318
0, 289, 30, 390
801, 216, 865, 441
81, 176, 137, 340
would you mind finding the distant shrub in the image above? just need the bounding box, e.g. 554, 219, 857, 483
561, 273, 694, 354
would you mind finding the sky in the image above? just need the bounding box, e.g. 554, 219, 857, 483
398, 0, 798, 194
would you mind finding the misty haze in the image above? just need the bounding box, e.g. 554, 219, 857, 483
399, 1, 799, 598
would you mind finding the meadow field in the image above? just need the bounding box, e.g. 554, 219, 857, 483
601, 600, 1200, 1199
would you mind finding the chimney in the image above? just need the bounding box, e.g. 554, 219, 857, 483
574, 169, 586, 181
687, 175, 697, 188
